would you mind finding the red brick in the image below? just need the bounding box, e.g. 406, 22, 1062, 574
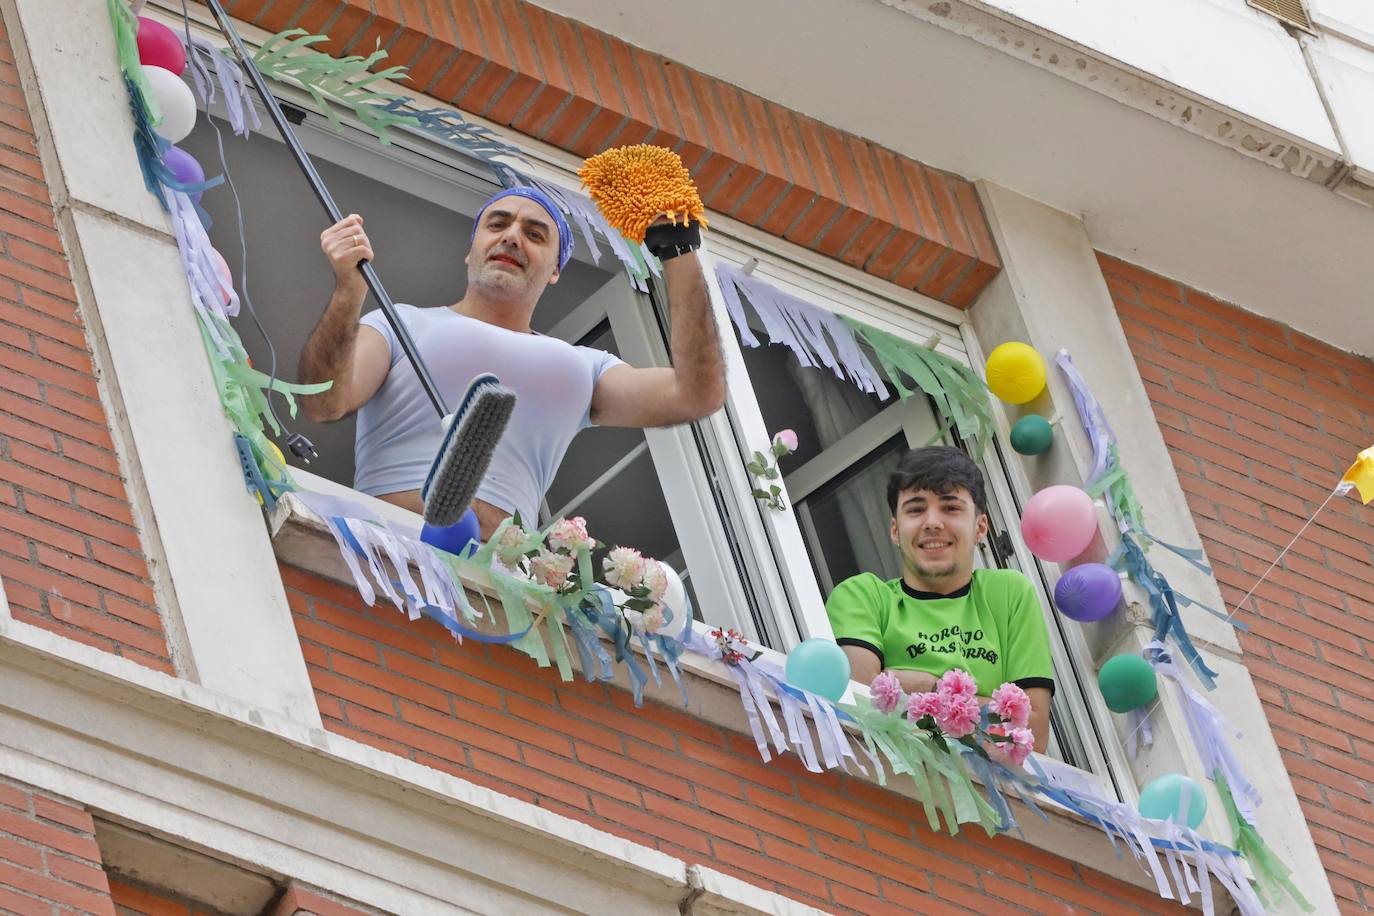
0, 835, 43, 871
471, 748, 591, 810
0, 809, 99, 862
35, 545, 153, 604
708, 839, 830, 899
0, 785, 28, 816
676, 736, 796, 796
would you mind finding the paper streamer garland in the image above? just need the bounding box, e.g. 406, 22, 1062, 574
712, 262, 995, 454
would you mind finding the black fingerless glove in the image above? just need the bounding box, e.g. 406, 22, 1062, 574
643, 220, 702, 261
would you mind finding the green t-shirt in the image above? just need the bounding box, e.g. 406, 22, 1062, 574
825, 568, 1055, 697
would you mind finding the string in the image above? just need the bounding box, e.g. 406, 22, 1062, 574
179, 0, 291, 441
1224, 483, 1342, 626
1117, 480, 1346, 750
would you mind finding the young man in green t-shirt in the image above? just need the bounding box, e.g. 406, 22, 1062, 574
826, 446, 1056, 751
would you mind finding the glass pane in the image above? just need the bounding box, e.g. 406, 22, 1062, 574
543, 322, 646, 512
738, 341, 889, 466
797, 437, 905, 593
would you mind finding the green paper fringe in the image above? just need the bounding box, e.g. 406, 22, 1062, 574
842, 317, 996, 456
108, 0, 159, 125
252, 30, 416, 143
1216, 769, 1313, 912
844, 696, 1000, 835
1085, 443, 1147, 539
196, 310, 329, 492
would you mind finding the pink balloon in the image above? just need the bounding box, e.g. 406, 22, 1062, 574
1021, 485, 1097, 562
136, 17, 186, 76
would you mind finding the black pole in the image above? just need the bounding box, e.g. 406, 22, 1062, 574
201, 0, 450, 419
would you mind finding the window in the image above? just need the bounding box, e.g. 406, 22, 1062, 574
190, 70, 1113, 779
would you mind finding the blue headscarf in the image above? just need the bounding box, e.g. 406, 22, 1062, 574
471, 186, 574, 271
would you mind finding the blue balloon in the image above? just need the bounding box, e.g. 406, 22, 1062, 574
784, 638, 852, 702
421, 508, 481, 558
1138, 773, 1207, 829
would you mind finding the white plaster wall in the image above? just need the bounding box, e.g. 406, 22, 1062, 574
979, 0, 1338, 149
8, 0, 320, 725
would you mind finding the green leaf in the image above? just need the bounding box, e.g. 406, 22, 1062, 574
763, 467, 778, 479
745, 462, 764, 476
751, 489, 771, 500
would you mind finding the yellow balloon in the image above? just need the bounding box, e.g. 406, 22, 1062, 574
255, 441, 289, 506
985, 341, 1047, 404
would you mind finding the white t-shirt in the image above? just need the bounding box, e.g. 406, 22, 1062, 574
353, 305, 623, 524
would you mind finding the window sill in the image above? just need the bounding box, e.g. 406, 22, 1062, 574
269, 471, 1220, 905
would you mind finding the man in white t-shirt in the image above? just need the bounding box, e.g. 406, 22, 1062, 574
298, 186, 724, 538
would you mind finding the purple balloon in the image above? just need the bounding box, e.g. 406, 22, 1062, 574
163, 144, 205, 203
1053, 563, 1122, 622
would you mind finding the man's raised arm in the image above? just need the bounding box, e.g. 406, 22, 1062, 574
299, 213, 391, 423
588, 244, 726, 429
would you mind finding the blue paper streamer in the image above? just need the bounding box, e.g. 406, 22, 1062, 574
333, 517, 533, 645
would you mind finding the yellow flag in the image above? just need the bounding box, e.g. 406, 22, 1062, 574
1342, 446, 1374, 504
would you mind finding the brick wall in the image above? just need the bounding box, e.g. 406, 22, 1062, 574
1101, 254, 1374, 914
0, 10, 170, 673
0, 776, 115, 915
282, 563, 1183, 915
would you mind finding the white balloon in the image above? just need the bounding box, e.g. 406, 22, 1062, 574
657, 562, 691, 637
143, 65, 197, 144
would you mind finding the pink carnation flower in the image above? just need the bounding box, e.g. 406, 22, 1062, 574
493, 523, 532, 568
642, 561, 669, 603
869, 672, 904, 715
988, 726, 1035, 767
937, 668, 978, 700
603, 546, 645, 590
935, 693, 980, 739
640, 604, 667, 634
990, 683, 1031, 730
530, 549, 575, 590
547, 516, 594, 554
907, 691, 942, 722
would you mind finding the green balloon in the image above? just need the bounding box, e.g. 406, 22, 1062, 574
1010, 414, 1054, 455
1098, 654, 1157, 713
1138, 773, 1207, 829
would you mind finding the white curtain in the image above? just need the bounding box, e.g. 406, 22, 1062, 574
787, 360, 901, 586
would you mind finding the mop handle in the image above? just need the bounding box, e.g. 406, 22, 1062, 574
202, 0, 450, 419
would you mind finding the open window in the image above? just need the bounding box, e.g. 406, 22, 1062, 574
697, 245, 1118, 775
188, 70, 1116, 783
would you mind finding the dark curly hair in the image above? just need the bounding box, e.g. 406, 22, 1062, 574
886, 446, 988, 516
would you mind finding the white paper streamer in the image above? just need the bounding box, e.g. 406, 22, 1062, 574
714, 262, 890, 397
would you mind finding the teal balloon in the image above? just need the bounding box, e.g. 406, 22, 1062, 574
1010, 415, 1054, 455
1098, 654, 1157, 713
1138, 773, 1207, 829
784, 638, 851, 702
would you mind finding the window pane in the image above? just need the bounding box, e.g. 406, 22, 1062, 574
796, 437, 904, 593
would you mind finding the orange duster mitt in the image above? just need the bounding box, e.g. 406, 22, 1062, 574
578, 144, 708, 243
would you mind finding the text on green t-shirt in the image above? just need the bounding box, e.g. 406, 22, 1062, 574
824, 568, 1055, 696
